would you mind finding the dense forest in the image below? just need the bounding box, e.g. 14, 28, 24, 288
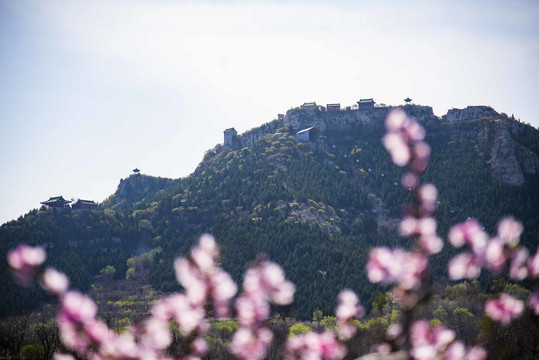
1, 106, 538, 358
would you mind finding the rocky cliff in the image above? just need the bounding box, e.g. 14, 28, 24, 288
443, 106, 499, 123
226, 103, 538, 187
489, 118, 539, 186
104, 174, 174, 210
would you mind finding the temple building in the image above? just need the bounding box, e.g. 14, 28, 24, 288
41, 196, 71, 208
301, 102, 318, 111
133, 168, 141, 174
72, 199, 98, 210
357, 98, 375, 109
326, 103, 341, 112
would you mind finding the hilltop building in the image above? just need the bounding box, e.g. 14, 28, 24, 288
326, 103, 341, 112
301, 102, 318, 111
224, 128, 239, 147
296, 126, 318, 142
133, 168, 140, 174
72, 199, 98, 210
41, 196, 71, 208
357, 98, 375, 109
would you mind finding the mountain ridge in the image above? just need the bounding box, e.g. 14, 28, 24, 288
1, 101, 538, 319
107, 103, 538, 212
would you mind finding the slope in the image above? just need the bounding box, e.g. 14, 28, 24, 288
1, 103, 538, 320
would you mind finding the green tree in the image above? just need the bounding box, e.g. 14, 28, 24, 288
288, 323, 311, 338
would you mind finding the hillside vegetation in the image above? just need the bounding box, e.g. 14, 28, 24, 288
1, 104, 538, 322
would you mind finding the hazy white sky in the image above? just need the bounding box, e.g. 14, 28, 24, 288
1, 0, 538, 225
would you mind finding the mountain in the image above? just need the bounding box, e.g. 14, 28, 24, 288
1, 103, 538, 319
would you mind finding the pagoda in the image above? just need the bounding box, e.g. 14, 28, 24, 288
404, 97, 412, 104
133, 168, 141, 174
41, 196, 71, 208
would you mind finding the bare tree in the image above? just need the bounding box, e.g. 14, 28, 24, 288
0, 313, 31, 360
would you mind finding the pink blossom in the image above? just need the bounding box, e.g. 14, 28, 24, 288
528, 250, 539, 277
443, 342, 466, 360
414, 142, 431, 162
385, 109, 408, 132
190, 234, 219, 272
174, 257, 207, 304
336, 289, 363, 320
448, 252, 482, 280
398, 252, 428, 290
338, 321, 357, 341
230, 327, 273, 360
99, 331, 138, 359
366, 247, 397, 284
399, 216, 418, 237
62, 291, 98, 323
509, 248, 529, 280
465, 347, 487, 360
447, 220, 487, 254
192, 337, 209, 356
211, 269, 237, 302
210, 269, 238, 317
411, 142, 430, 173
367, 247, 427, 290
7, 244, 46, 285
418, 217, 437, 237
399, 216, 442, 255
151, 293, 207, 336
173, 235, 237, 316
405, 121, 426, 143
236, 294, 270, 327
140, 318, 172, 351
261, 262, 296, 305
528, 291, 539, 315
242, 261, 296, 306
7, 244, 46, 269
42, 267, 69, 296
84, 320, 111, 344
484, 293, 524, 324
57, 313, 92, 352
232, 260, 295, 359
443, 342, 486, 360
383, 132, 411, 167
336, 289, 363, 339
172, 297, 205, 335
56, 291, 106, 354
497, 217, 523, 247
402, 172, 420, 189
419, 234, 444, 255
418, 183, 437, 214
286, 331, 346, 360
54, 354, 76, 360
410, 320, 455, 360
484, 238, 507, 274
383, 110, 426, 168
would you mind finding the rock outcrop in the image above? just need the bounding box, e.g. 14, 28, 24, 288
489, 119, 539, 186
106, 174, 174, 210
443, 106, 498, 123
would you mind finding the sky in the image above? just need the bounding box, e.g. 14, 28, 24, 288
1, 0, 538, 225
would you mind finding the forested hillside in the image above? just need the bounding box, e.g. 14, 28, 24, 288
1, 104, 538, 321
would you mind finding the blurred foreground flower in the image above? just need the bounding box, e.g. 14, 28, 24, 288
484, 293, 524, 325
7, 244, 46, 285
